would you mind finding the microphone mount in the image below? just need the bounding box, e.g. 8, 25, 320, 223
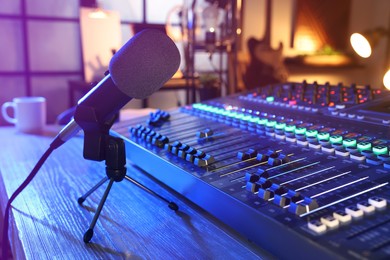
75, 102, 178, 243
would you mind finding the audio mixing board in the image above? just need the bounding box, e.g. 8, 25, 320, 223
112, 81, 390, 259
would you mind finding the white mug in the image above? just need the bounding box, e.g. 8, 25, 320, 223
1, 97, 47, 134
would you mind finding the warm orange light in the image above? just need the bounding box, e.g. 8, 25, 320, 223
295, 35, 317, 52
383, 69, 390, 90
350, 33, 372, 58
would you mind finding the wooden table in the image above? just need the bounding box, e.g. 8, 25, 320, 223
0, 126, 271, 259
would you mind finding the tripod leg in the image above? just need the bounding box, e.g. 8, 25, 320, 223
78, 176, 109, 205
83, 177, 114, 243
124, 175, 178, 211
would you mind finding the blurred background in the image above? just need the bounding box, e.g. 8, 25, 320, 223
0, 0, 389, 124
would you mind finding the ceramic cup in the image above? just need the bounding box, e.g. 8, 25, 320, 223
1, 97, 47, 134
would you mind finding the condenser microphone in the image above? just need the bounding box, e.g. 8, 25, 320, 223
51, 29, 181, 150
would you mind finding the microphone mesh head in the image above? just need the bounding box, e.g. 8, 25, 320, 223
109, 29, 181, 99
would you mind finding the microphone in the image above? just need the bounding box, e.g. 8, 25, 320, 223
51, 29, 181, 150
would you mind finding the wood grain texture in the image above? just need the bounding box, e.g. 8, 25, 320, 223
0, 126, 270, 259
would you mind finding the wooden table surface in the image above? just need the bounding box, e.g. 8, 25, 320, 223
0, 126, 271, 259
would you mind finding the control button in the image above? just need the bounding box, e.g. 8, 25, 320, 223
295, 127, 307, 135
308, 141, 322, 149
285, 137, 297, 143
317, 132, 330, 141
289, 197, 318, 215
274, 190, 302, 207
378, 154, 390, 161
296, 140, 308, 147
245, 172, 260, 183
384, 162, 390, 169
237, 148, 258, 160
361, 150, 375, 157
193, 154, 215, 167
320, 215, 340, 228
196, 128, 214, 138
308, 220, 326, 234
333, 210, 352, 224
246, 181, 260, 193
330, 135, 343, 144
357, 201, 375, 214
336, 104, 346, 109
321, 145, 335, 154
343, 139, 357, 148
258, 184, 286, 200
347, 114, 356, 118
335, 148, 350, 157
368, 197, 387, 209
357, 141, 372, 151
305, 129, 318, 138
372, 145, 388, 155
345, 205, 364, 218
366, 157, 383, 165
349, 152, 366, 161
284, 124, 296, 133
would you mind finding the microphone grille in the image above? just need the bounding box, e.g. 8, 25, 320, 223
109, 29, 181, 99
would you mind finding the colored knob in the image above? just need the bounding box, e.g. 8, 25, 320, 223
357, 141, 372, 151
317, 132, 330, 141
330, 135, 343, 144
305, 129, 318, 138
343, 139, 357, 148
284, 124, 296, 132
373, 145, 388, 155
295, 127, 306, 135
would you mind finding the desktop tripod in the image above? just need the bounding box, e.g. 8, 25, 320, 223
73, 107, 178, 243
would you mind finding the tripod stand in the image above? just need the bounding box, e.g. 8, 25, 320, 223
78, 135, 178, 243
72, 101, 178, 243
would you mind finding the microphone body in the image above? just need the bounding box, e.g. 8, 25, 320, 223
51, 29, 181, 152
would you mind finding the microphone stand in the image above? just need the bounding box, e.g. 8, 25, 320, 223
74, 104, 178, 243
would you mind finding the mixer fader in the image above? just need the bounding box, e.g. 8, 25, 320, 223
112, 81, 390, 259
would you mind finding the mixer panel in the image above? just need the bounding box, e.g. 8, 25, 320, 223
113, 82, 390, 259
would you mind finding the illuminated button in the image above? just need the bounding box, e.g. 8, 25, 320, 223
357, 201, 375, 214
317, 132, 330, 141
368, 197, 387, 209
266, 120, 277, 128
343, 139, 357, 148
357, 142, 372, 151
320, 215, 340, 228
345, 205, 364, 218
258, 118, 268, 126
372, 145, 388, 155
285, 124, 296, 132
333, 210, 352, 224
266, 96, 275, 102
330, 135, 343, 144
275, 122, 286, 130
305, 129, 318, 138
295, 127, 306, 135
248, 117, 260, 124
308, 220, 326, 234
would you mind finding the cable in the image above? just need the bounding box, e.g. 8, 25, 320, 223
1, 145, 55, 260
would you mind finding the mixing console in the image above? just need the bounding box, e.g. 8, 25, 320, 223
112, 81, 390, 259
